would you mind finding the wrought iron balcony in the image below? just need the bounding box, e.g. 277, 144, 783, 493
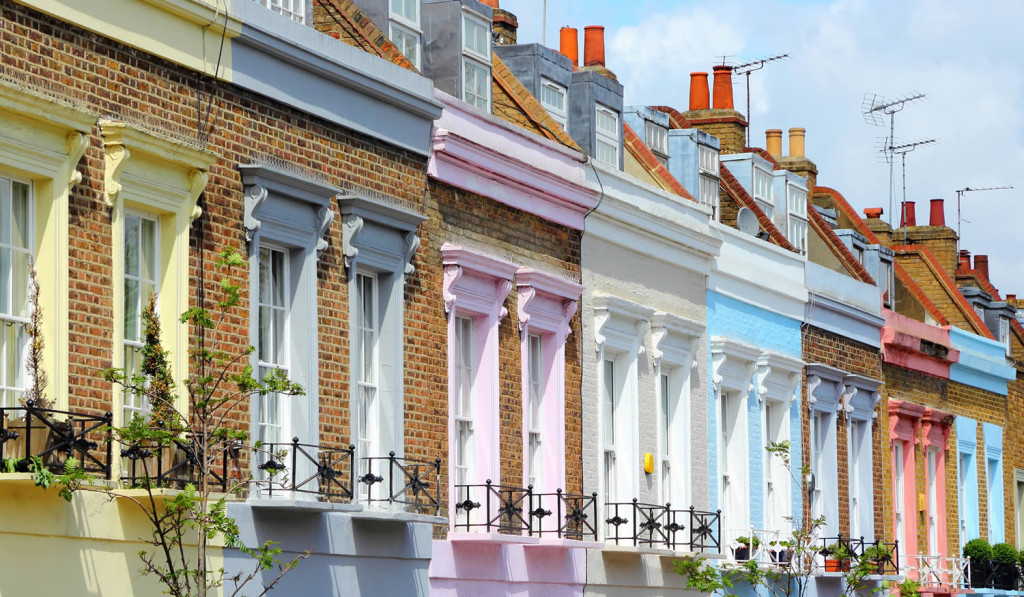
666, 506, 722, 553
604, 500, 673, 549
453, 481, 533, 535
530, 490, 599, 541
359, 452, 442, 516
816, 536, 900, 576
256, 438, 355, 501
121, 435, 230, 492
0, 401, 113, 479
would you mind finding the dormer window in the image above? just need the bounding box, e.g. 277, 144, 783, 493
254, 0, 304, 23
881, 260, 894, 309
461, 12, 491, 111
753, 166, 774, 218
787, 182, 808, 255
698, 144, 719, 220
540, 78, 567, 127
1000, 317, 1011, 356
389, 0, 421, 69
645, 120, 669, 164
595, 104, 619, 166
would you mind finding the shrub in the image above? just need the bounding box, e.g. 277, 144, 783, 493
963, 538, 993, 561
992, 542, 1018, 565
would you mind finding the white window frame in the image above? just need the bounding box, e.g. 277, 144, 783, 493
121, 211, 161, 422
1015, 469, 1024, 549
756, 351, 802, 536
526, 333, 543, 489
388, 0, 421, 70
786, 183, 808, 254
698, 144, 720, 220
926, 446, 939, 555
255, 244, 290, 450
595, 295, 652, 538
894, 440, 907, 548
1000, 317, 1011, 357
461, 11, 491, 112
540, 78, 567, 128
255, 0, 305, 23
0, 175, 33, 410
645, 120, 669, 159
753, 166, 774, 219
355, 270, 380, 498
595, 104, 620, 167
454, 315, 475, 488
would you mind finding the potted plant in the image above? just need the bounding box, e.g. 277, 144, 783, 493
963, 537, 993, 588
769, 539, 793, 565
991, 542, 1019, 590
823, 541, 852, 572
735, 535, 759, 561
861, 544, 894, 575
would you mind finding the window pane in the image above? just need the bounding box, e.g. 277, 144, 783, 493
541, 82, 565, 111
259, 248, 272, 304
463, 60, 489, 111
259, 305, 272, 362
661, 374, 670, 452
12, 182, 30, 250
596, 109, 617, 134
602, 359, 615, 445
125, 215, 140, 277
596, 140, 617, 166
271, 250, 285, 307
124, 278, 140, 342
141, 218, 157, 282
464, 16, 488, 56
12, 251, 28, 319
0, 179, 10, 246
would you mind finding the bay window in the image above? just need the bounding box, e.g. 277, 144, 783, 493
540, 79, 567, 128
595, 104, 620, 167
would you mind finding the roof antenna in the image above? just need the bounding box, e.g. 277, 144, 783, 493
883, 139, 937, 244
862, 92, 927, 227
954, 186, 1014, 252
734, 53, 789, 146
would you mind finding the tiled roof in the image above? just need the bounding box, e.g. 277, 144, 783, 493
314, 0, 418, 71
807, 206, 875, 284
892, 244, 994, 339
815, 185, 949, 325
957, 268, 1024, 343
650, 105, 692, 129
491, 54, 581, 151
719, 163, 797, 252
622, 123, 694, 200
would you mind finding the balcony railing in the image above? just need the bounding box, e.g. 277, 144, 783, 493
530, 490, 599, 541
666, 507, 722, 553
725, 527, 781, 565
257, 438, 355, 501
817, 536, 900, 576
121, 436, 230, 492
903, 554, 969, 588
0, 401, 113, 478
360, 452, 442, 516
605, 500, 673, 549
453, 481, 532, 534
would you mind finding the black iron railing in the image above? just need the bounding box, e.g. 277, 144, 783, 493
0, 401, 113, 478
360, 452, 442, 515
453, 480, 532, 534
257, 438, 355, 501
530, 490, 599, 541
605, 499, 672, 548
818, 537, 900, 575
665, 507, 721, 553
121, 436, 230, 491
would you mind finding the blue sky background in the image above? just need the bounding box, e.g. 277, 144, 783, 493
499, 0, 1024, 294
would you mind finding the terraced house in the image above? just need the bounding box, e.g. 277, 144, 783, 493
4, 1, 1024, 597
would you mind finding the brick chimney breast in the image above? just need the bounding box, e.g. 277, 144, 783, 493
765, 129, 782, 157
975, 255, 990, 281
689, 72, 710, 110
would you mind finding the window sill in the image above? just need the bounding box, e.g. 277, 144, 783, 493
448, 532, 539, 545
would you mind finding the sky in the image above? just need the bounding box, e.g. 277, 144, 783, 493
498, 0, 1024, 295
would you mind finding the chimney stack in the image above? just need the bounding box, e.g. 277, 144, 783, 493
488, 0, 518, 45
712, 65, 734, 110
900, 201, 916, 227
559, 27, 578, 66
929, 199, 945, 227
689, 72, 710, 110
958, 250, 972, 273
583, 26, 605, 67
975, 255, 990, 281
788, 127, 806, 158
864, 207, 884, 219
766, 129, 782, 158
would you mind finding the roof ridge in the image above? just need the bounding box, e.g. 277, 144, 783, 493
893, 244, 995, 339
744, 146, 783, 170
622, 122, 694, 200
814, 186, 882, 245
490, 53, 581, 151
807, 205, 874, 284
719, 163, 797, 252
650, 105, 692, 129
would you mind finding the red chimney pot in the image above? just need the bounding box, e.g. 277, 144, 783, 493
864, 207, 884, 219
479, 0, 498, 6
975, 255, 990, 281
1008, 294, 1017, 301
559, 27, 578, 66
689, 72, 710, 110
929, 199, 946, 227
583, 26, 605, 67
712, 65, 734, 110
958, 250, 972, 273
900, 201, 916, 227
